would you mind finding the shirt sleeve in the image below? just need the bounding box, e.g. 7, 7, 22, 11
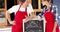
27, 4, 34, 14
8, 5, 19, 13
53, 5, 58, 22
38, 7, 46, 18
8, 6, 15, 13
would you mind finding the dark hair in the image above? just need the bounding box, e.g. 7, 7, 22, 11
19, 0, 25, 3
50, 0, 53, 4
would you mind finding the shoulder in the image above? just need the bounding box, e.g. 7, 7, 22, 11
27, 4, 33, 14
28, 4, 32, 7
8, 5, 20, 13
11, 5, 19, 9
27, 4, 33, 10
8, 5, 20, 10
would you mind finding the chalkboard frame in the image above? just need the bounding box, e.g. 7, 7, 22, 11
23, 19, 45, 32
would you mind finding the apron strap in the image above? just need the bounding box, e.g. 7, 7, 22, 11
50, 5, 52, 12
45, 5, 52, 12
25, 7, 27, 12
18, 4, 27, 12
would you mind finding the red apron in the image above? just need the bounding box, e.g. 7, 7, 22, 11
44, 7, 59, 32
12, 7, 27, 32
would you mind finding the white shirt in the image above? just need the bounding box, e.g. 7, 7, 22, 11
8, 4, 34, 16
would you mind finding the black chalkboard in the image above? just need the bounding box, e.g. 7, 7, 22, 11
24, 20, 44, 32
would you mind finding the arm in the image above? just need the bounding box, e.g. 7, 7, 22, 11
6, 11, 12, 24
23, 4, 35, 22
53, 21, 58, 30
28, 4, 34, 16
53, 5, 58, 32
6, 11, 15, 25
6, 6, 16, 24
53, 20, 58, 32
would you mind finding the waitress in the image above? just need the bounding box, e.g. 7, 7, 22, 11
6, 0, 34, 32
41, 0, 59, 32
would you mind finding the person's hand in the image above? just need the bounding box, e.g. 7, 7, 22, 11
53, 29, 56, 32
9, 21, 16, 25
37, 16, 42, 21
12, 21, 16, 25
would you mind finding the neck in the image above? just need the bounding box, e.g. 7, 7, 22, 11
19, 3, 23, 6
47, 4, 51, 9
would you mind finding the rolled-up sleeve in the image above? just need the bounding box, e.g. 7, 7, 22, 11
53, 5, 58, 22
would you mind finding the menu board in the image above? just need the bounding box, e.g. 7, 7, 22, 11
24, 20, 44, 32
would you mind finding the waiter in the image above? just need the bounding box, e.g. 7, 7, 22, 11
41, 0, 59, 32
6, 0, 33, 32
